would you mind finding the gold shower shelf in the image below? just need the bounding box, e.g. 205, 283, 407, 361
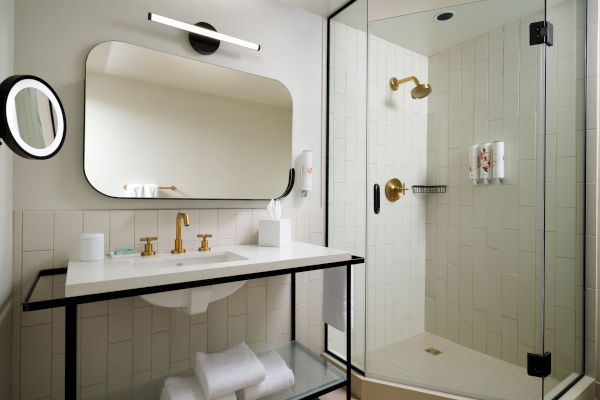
122, 185, 177, 191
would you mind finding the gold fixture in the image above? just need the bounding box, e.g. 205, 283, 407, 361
198, 234, 212, 252
172, 212, 190, 254
389, 76, 432, 99
385, 178, 409, 202
425, 347, 442, 356
122, 184, 177, 191
140, 237, 157, 257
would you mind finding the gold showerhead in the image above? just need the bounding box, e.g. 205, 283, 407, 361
390, 76, 432, 99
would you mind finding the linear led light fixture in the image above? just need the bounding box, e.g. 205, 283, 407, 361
148, 13, 261, 54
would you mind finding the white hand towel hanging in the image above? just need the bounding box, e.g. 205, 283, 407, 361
323, 266, 353, 332
124, 183, 144, 198
143, 183, 160, 198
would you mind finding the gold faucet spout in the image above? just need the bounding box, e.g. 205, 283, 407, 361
172, 212, 190, 254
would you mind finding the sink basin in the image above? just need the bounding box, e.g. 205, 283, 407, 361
138, 251, 248, 315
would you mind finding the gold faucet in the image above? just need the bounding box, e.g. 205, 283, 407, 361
172, 212, 190, 254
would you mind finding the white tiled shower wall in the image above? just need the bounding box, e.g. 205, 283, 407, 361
425, 0, 587, 381
327, 18, 428, 358
11, 208, 325, 400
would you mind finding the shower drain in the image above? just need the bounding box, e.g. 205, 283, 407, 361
424, 347, 442, 355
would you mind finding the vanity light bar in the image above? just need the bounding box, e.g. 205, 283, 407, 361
148, 13, 261, 52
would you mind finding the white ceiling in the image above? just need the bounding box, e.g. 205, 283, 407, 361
370, 0, 544, 56
282, 0, 546, 56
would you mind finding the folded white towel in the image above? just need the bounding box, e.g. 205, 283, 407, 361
162, 376, 236, 400
323, 266, 353, 332
195, 342, 266, 400
236, 350, 295, 400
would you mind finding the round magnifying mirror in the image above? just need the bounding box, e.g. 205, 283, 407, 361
0, 75, 66, 159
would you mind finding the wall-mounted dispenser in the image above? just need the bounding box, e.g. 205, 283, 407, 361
468, 141, 504, 185
301, 150, 313, 197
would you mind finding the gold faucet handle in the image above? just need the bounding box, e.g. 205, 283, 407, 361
140, 237, 157, 257
197, 234, 212, 251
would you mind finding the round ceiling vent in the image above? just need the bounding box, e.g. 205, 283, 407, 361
435, 11, 455, 22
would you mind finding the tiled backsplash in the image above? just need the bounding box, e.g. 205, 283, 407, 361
11, 207, 325, 400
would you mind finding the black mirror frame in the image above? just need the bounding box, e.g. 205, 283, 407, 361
0, 75, 66, 160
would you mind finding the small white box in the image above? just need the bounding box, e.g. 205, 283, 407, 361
80, 233, 104, 261
259, 219, 291, 247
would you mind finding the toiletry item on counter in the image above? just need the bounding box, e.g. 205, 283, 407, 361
479, 143, 493, 184
79, 233, 104, 262
468, 145, 479, 185
323, 266, 353, 332
161, 376, 236, 400
108, 247, 141, 259
259, 199, 291, 247
493, 141, 505, 183
236, 350, 295, 400
194, 342, 266, 400
301, 149, 313, 197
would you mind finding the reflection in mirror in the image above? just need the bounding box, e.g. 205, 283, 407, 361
13, 88, 58, 149
84, 41, 293, 199
0, 75, 66, 159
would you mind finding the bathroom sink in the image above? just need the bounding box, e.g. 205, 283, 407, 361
137, 251, 248, 315
132, 251, 247, 269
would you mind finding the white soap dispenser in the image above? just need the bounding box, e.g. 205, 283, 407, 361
301, 150, 313, 197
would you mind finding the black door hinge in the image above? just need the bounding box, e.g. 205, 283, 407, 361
530, 21, 554, 46
527, 352, 551, 377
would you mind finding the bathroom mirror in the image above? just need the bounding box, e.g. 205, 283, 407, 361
84, 41, 293, 199
0, 75, 66, 159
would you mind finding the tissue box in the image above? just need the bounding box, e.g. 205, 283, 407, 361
259, 219, 291, 247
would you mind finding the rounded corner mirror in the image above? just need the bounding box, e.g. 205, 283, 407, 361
0, 75, 66, 160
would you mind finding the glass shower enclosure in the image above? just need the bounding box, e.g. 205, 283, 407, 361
326, 0, 587, 399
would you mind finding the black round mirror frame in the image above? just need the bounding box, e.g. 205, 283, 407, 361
0, 75, 66, 160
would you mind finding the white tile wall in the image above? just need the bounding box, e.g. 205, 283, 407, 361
11, 207, 325, 399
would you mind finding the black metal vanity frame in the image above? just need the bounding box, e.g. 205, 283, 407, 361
22, 255, 364, 400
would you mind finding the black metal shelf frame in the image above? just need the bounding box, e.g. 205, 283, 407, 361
22, 255, 365, 400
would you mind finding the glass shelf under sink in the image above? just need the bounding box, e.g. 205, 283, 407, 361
85, 341, 346, 400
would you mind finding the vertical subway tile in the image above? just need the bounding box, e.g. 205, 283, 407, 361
53, 211, 82, 267
22, 211, 53, 251
109, 210, 134, 252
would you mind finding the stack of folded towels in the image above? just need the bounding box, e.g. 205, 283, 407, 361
160, 342, 295, 400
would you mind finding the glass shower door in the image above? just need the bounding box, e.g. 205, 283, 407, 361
364, 0, 552, 399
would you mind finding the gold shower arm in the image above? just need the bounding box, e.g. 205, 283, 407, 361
390, 76, 420, 91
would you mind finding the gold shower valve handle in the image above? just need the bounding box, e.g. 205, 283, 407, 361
198, 234, 212, 252
140, 236, 157, 257
385, 178, 408, 202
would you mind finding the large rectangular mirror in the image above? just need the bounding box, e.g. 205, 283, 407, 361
84, 41, 293, 199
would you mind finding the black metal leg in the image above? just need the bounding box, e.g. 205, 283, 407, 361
291, 272, 296, 341
65, 304, 77, 400
346, 263, 352, 400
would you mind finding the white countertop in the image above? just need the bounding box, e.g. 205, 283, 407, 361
65, 241, 352, 297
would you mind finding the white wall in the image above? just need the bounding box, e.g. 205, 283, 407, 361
13, 0, 323, 210
0, 0, 14, 396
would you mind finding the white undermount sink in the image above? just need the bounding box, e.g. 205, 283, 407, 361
137, 251, 248, 315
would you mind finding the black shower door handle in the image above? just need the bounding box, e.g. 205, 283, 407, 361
374, 184, 381, 214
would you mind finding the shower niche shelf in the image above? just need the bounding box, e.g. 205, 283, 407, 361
412, 185, 447, 194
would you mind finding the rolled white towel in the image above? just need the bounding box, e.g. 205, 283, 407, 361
162, 376, 236, 400
195, 342, 266, 400
236, 350, 295, 400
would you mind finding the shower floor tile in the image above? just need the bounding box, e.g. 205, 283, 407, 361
359, 332, 560, 400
